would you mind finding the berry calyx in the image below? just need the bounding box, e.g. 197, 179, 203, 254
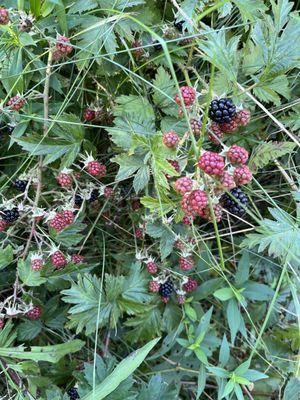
227, 144, 249, 165
56, 171, 73, 188
208, 98, 236, 123
179, 256, 194, 271
26, 305, 42, 320
162, 131, 180, 148
1, 208, 19, 223
175, 86, 196, 107
221, 188, 248, 217
14, 179, 28, 192
183, 277, 198, 292
7, 95, 26, 111
0, 7, 9, 25
51, 250, 67, 269
198, 151, 225, 176
234, 165, 253, 185
71, 254, 84, 264
234, 109, 251, 126
149, 280, 160, 293
83, 108, 96, 121
174, 176, 193, 195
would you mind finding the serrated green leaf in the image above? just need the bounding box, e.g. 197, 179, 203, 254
18, 259, 47, 287
0, 245, 13, 270
249, 141, 296, 172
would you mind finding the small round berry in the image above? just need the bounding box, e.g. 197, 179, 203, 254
56, 172, 73, 188
175, 86, 196, 107
221, 188, 248, 217
179, 256, 194, 271
67, 387, 79, 400
49, 213, 67, 232
159, 279, 174, 297
74, 194, 83, 207
227, 144, 249, 165
71, 254, 84, 264
52, 50, 63, 61
132, 39, 145, 59
199, 204, 223, 223
2, 208, 19, 223
166, 159, 180, 180
146, 261, 158, 275
131, 198, 141, 210
174, 20, 186, 32
161, 296, 170, 304
177, 294, 186, 304
0, 7, 9, 25
56, 35, 73, 55
31, 258, 43, 271
181, 193, 194, 216
26, 305, 42, 320
104, 187, 114, 199
182, 215, 193, 225
7, 95, 26, 111
149, 280, 160, 293
88, 189, 99, 203
190, 118, 202, 136
198, 151, 225, 176
0, 219, 8, 232
51, 251, 67, 269
162, 131, 180, 148
62, 210, 74, 225
83, 108, 95, 121
14, 179, 28, 192
135, 227, 144, 239
234, 109, 251, 126
87, 161, 106, 177
0, 319, 5, 329
183, 277, 198, 292
208, 98, 236, 123
209, 123, 224, 144
233, 165, 253, 185
174, 177, 193, 195
19, 15, 33, 32
218, 172, 236, 191
188, 189, 208, 214
219, 120, 238, 133
174, 239, 185, 250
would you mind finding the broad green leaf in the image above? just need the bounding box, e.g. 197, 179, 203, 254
0, 245, 13, 270
214, 287, 234, 301
18, 259, 47, 287
82, 338, 160, 400
249, 141, 296, 172
227, 299, 241, 344
196, 364, 206, 399
219, 334, 230, 366
283, 377, 300, 400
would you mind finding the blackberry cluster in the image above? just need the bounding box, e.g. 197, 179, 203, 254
159, 279, 174, 297
2, 208, 19, 222
209, 98, 236, 123
88, 189, 99, 203
74, 194, 83, 206
174, 20, 186, 32
14, 179, 28, 192
67, 387, 79, 400
221, 188, 248, 217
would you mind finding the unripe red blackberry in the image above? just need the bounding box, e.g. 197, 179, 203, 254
227, 144, 249, 165
218, 172, 236, 191
56, 172, 73, 188
188, 189, 208, 214
0, 7, 9, 25
234, 109, 251, 126
199, 203, 223, 222
83, 108, 95, 121
179, 255, 194, 271
71, 254, 84, 264
162, 131, 180, 148
209, 123, 224, 144
177, 294, 186, 304
104, 187, 114, 199
175, 86, 196, 107
161, 296, 170, 303
62, 210, 74, 225
131, 198, 141, 210
149, 280, 160, 293
0, 319, 4, 329
175, 239, 185, 250
31, 257, 43, 271
86, 160, 104, 176
181, 193, 194, 216
182, 215, 193, 225
183, 277, 198, 292
7, 95, 26, 111
135, 227, 144, 239
51, 251, 67, 269
132, 39, 144, 58
49, 213, 67, 232
166, 159, 180, 179
26, 305, 42, 320
146, 261, 158, 274
219, 119, 238, 133
0, 219, 7, 232
174, 176, 193, 195
190, 118, 202, 135
198, 151, 225, 176
56, 35, 73, 55
234, 165, 253, 185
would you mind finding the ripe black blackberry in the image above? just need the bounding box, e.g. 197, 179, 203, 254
67, 387, 79, 400
2, 208, 19, 222
14, 179, 28, 192
74, 194, 83, 206
88, 189, 99, 203
174, 20, 186, 32
159, 279, 174, 298
152, 40, 163, 51
221, 188, 248, 217
208, 98, 236, 123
